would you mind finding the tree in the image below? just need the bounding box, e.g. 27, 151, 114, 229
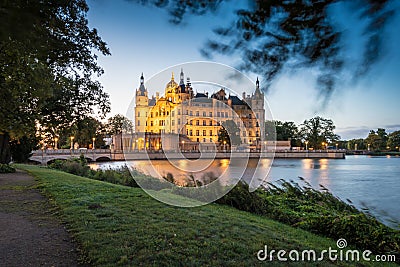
274, 121, 300, 146
130, 0, 394, 102
0, 0, 110, 163
217, 120, 241, 148
365, 129, 388, 151
346, 138, 366, 150
387, 130, 400, 151
299, 116, 340, 149
106, 114, 134, 135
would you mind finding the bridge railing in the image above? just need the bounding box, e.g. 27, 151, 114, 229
31, 149, 111, 156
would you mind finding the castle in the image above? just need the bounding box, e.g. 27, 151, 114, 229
131, 69, 265, 152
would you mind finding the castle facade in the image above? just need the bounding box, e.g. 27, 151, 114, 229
133, 69, 265, 151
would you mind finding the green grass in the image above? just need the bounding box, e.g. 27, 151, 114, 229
16, 164, 397, 266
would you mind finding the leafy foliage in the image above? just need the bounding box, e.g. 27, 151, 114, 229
9, 136, 38, 163
217, 179, 400, 255
388, 130, 400, 150
128, 0, 395, 104
0, 163, 16, 173
299, 116, 340, 149
106, 114, 134, 135
218, 119, 241, 147
0, 0, 110, 163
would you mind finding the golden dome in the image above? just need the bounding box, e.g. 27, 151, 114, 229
166, 72, 178, 89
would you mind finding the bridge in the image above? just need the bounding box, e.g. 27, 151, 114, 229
30, 149, 114, 164
30, 148, 345, 164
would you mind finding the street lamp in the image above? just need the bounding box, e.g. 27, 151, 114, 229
223, 140, 227, 152
54, 137, 58, 150
368, 143, 370, 151
182, 140, 185, 151
321, 142, 325, 150
336, 143, 338, 150
92, 137, 96, 149
305, 141, 309, 150
70, 136, 74, 150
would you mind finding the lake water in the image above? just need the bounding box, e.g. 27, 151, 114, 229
89, 155, 400, 227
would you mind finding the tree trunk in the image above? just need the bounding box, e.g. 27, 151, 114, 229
0, 133, 11, 164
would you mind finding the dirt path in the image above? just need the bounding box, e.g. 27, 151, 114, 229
0, 169, 81, 266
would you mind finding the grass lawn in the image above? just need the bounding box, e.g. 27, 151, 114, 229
16, 164, 395, 266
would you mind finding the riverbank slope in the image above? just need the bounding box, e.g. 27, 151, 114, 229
15, 164, 395, 266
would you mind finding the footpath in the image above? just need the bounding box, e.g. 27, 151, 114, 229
0, 169, 81, 266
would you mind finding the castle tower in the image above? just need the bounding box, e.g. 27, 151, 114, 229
251, 77, 265, 140
135, 73, 149, 133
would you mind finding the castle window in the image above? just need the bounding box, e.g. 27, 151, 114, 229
210, 138, 213, 142
221, 112, 224, 118
172, 120, 175, 126
167, 111, 169, 116
156, 112, 158, 117
209, 130, 213, 136
178, 109, 181, 115
197, 138, 199, 142
203, 120, 206, 126
256, 122, 259, 127
248, 114, 252, 119
138, 112, 140, 117
150, 121, 153, 126
203, 138, 206, 142
196, 120, 199, 126
203, 130, 206, 136
172, 111, 175, 116
151, 112, 153, 118
209, 111, 212, 117
145, 121, 147, 126
196, 130, 199, 136
209, 120, 212, 126
217, 112, 220, 117
190, 111, 193, 116
178, 118, 181, 125
203, 111, 206, 116
137, 120, 140, 126
256, 113, 259, 119
190, 130, 193, 136
225, 112, 228, 117
256, 131, 259, 137
196, 111, 199, 116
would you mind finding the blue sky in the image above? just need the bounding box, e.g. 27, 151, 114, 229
87, 0, 400, 140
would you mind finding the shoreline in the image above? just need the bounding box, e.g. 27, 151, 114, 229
30, 150, 345, 164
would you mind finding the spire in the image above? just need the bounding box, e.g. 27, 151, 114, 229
140, 72, 144, 85
137, 72, 147, 96
254, 77, 263, 98
179, 68, 184, 85
171, 72, 174, 81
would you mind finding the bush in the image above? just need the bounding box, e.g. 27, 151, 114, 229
217, 179, 400, 255
0, 164, 16, 173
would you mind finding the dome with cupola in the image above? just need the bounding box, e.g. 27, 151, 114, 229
165, 72, 178, 92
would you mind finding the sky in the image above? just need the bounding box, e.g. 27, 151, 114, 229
86, 0, 400, 140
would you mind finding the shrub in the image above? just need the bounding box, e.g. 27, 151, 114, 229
217, 179, 400, 255
0, 164, 16, 173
